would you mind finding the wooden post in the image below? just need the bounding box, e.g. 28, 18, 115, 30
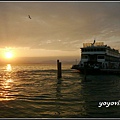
59, 62, 62, 78
57, 60, 59, 78
57, 60, 62, 79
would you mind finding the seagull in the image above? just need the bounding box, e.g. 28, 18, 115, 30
28, 15, 31, 19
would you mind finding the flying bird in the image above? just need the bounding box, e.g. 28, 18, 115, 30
28, 15, 31, 19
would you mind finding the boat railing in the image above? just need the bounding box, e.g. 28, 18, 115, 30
83, 42, 104, 48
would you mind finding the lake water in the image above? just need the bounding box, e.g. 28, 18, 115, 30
0, 63, 120, 118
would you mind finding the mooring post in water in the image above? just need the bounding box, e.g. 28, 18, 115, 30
57, 60, 62, 79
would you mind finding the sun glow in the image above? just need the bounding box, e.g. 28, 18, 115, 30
5, 51, 13, 59
4, 48, 14, 59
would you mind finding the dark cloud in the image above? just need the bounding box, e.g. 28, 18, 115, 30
0, 2, 120, 51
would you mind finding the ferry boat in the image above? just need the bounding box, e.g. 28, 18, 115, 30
71, 40, 120, 74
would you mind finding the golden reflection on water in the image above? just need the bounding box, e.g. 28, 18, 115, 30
6, 64, 12, 72
0, 64, 15, 101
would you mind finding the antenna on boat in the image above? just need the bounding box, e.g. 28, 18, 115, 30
92, 39, 96, 46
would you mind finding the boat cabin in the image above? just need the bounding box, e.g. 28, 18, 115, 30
79, 41, 120, 69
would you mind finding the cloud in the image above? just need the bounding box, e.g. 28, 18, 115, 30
0, 2, 120, 51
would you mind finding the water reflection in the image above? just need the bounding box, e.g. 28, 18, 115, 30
0, 64, 14, 101
55, 79, 62, 117
80, 75, 120, 118
6, 64, 12, 72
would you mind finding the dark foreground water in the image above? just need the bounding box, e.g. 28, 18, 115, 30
0, 63, 120, 118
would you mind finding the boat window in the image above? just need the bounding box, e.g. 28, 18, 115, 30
97, 48, 100, 51
102, 48, 105, 51
82, 49, 85, 52
97, 56, 104, 59
82, 55, 88, 59
85, 49, 90, 52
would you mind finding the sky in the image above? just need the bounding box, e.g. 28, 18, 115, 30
0, 1, 120, 63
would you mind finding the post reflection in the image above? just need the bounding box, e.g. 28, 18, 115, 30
55, 79, 62, 117
0, 64, 14, 101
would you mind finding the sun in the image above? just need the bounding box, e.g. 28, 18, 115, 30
5, 51, 13, 59
3, 48, 14, 59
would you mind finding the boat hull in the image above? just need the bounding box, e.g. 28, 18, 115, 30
78, 67, 101, 75
80, 68, 120, 75
71, 65, 120, 75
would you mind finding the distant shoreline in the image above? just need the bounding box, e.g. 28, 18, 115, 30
0, 56, 80, 65
0, 56, 80, 64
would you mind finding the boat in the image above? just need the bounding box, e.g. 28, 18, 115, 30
71, 40, 120, 74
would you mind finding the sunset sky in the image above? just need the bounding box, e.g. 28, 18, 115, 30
0, 1, 120, 63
